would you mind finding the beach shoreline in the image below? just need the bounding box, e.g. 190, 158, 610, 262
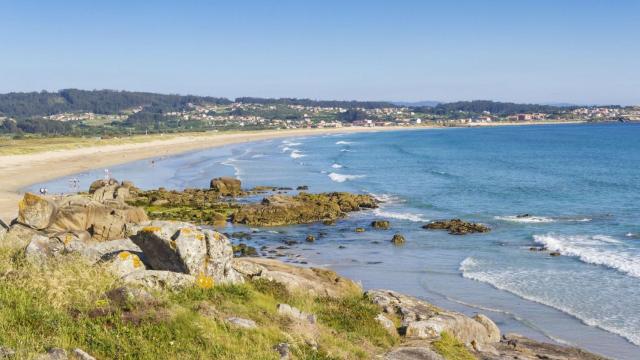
0, 121, 585, 224
0, 126, 418, 223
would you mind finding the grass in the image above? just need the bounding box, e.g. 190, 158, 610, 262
0, 246, 395, 359
0, 130, 244, 156
432, 332, 477, 360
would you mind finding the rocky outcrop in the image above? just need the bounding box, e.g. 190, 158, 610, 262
129, 220, 241, 284
121, 270, 196, 290
89, 179, 138, 203
232, 257, 361, 297
391, 233, 406, 245
226, 317, 257, 329
232, 192, 378, 226
11, 190, 148, 246
17, 193, 56, 230
277, 303, 317, 324
488, 333, 607, 360
372, 220, 391, 230
210, 177, 242, 196
373, 289, 604, 360
48, 196, 147, 242
422, 219, 490, 235
367, 289, 499, 345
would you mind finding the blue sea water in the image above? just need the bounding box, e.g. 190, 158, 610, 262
31, 123, 640, 359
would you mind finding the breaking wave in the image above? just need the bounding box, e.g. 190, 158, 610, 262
328, 172, 365, 183
290, 150, 306, 159
459, 256, 640, 346
372, 208, 428, 222
533, 233, 640, 278
331, 163, 343, 168
336, 141, 353, 145
495, 215, 555, 223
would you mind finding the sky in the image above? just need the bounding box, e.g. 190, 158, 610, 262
0, 0, 638, 105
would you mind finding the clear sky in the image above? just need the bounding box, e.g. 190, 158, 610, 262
0, 0, 638, 105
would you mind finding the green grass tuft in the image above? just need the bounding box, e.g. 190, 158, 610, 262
432, 331, 477, 360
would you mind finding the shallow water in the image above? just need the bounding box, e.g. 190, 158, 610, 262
32, 123, 640, 359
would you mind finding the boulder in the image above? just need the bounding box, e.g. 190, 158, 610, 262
233, 258, 361, 297
25, 234, 64, 263
375, 313, 398, 336
89, 179, 119, 193
75, 238, 144, 264
371, 220, 391, 230
277, 303, 316, 324
17, 193, 56, 230
71, 349, 96, 360
232, 192, 377, 226
355, 227, 365, 233
104, 286, 155, 308
105, 250, 146, 277
129, 221, 241, 284
210, 177, 242, 196
35, 348, 67, 360
48, 199, 148, 242
121, 270, 196, 290
305, 234, 315, 242
422, 219, 490, 235
391, 233, 406, 245
226, 317, 258, 329
3, 223, 45, 248
366, 289, 499, 345
473, 314, 500, 343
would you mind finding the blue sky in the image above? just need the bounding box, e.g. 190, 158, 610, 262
0, 0, 638, 104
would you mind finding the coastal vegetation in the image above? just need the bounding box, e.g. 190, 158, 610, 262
0, 178, 608, 359
0, 89, 634, 139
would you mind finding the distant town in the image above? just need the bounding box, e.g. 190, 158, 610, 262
0, 89, 638, 137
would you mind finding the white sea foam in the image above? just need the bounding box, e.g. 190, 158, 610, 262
533, 233, 640, 278
495, 215, 592, 223
282, 140, 302, 146
251, 154, 265, 158
221, 158, 242, 179
369, 193, 404, 204
340, 149, 351, 152
331, 163, 343, 168
290, 150, 306, 159
336, 141, 353, 145
372, 208, 428, 222
328, 172, 365, 183
459, 256, 640, 346
495, 215, 555, 223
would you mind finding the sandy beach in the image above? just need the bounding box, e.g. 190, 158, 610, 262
0, 126, 423, 223
0, 120, 587, 224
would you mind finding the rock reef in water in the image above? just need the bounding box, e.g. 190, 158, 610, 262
232, 192, 378, 226
422, 219, 490, 235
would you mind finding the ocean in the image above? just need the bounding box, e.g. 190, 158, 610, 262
31, 123, 640, 359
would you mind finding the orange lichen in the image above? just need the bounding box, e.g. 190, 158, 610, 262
141, 226, 161, 233
132, 255, 143, 268
196, 273, 214, 289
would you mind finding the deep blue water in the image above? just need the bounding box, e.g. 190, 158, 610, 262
31, 123, 640, 359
